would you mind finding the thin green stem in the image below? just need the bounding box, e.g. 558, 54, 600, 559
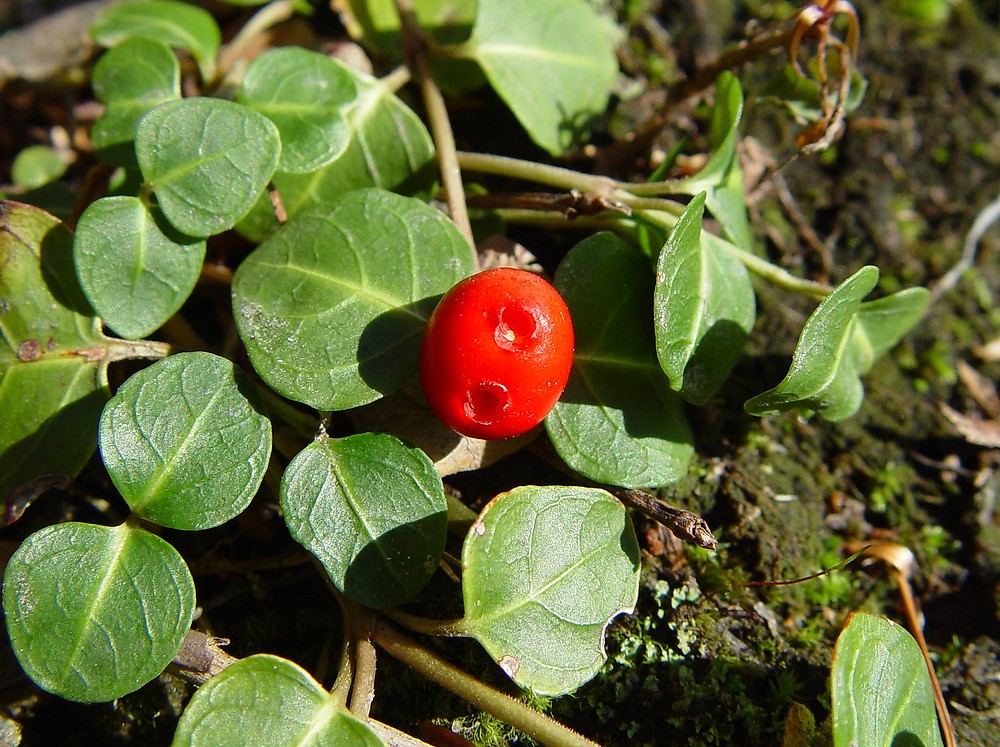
636, 209, 833, 298
374, 620, 600, 747
385, 608, 466, 637
395, 0, 474, 250
329, 635, 354, 707
458, 150, 835, 298
379, 65, 411, 94
457, 151, 615, 194
348, 606, 378, 718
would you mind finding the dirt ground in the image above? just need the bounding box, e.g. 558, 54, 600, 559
0, 1, 998, 745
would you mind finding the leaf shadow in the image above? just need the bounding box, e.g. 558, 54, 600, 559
555, 102, 604, 154
892, 732, 930, 747
677, 318, 750, 406
356, 297, 438, 397
0, 386, 107, 514
341, 511, 447, 610
39, 221, 95, 317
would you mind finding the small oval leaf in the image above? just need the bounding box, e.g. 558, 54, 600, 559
11, 146, 67, 190
91, 37, 180, 165
74, 196, 206, 339
237, 66, 435, 240
546, 232, 694, 488
171, 654, 385, 747
3, 521, 195, 702
238, 47, 358, 174
745, 266, 879, 421
136, 98, 280, 237
654, 192, 755, 404
90, 0, 220, 82
232, 188, 475, 410
832, 612, 944, 747
99, 352, 272, 530
459, 485, 640, 696
280, 432, 447, 609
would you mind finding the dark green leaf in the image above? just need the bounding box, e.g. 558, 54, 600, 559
90, 0, 220, 82
3, 521, 195, 702
458, 486, 639, 696
73, 196, 205, 339
238, 47, 358, 174
237, 66, 434, 240
0, 201, 110, 509
654, 192, 755, 404
91, 37, 180, 166
232, 189, 474, 410
745, 266, 879, 421
172, 654, 385, 746
280, 432, 447, 609
136, 97, 280, 237
832, 612, 944, 747
546, 232, 694, 488
457, 0, 619, 155
100, 352, 271, 531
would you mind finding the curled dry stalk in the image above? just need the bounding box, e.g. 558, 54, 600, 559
620, 1, 860, 160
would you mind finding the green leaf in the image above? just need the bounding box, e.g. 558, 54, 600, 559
671, 71, 743, 194
340, 0, 482, 94
281, 432, 446, 609
854, 287, 931, 364
832, 612, 944, 747
0, 201, 110, 509
172, 654, 385, 747
11, 146, 67, 190
237, 66, 435, 240
654, 193, 755, 404
238, 47, 358, 174
136, 97, 281, 238
457, 0, 619, 155
458, 486, 639, 696
73, 196, 205, 339
546, 232, 694, 488
3, 521, 195, 702
343, 0, 476, 51
745, 266, 879, 421
99, 352, 271, 531
232, 189, 474, 410
90, 0, 220, 82
91, 37, 180, 166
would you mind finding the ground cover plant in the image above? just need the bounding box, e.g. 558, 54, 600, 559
0, 0, 998, 744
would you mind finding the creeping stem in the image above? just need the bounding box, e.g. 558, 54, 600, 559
373, 619, 601, 747
456, 151, 833, 299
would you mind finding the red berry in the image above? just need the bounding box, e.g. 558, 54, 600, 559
420, 267, 574, 440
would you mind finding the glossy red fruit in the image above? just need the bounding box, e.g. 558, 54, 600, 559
420, 267, 574, 440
